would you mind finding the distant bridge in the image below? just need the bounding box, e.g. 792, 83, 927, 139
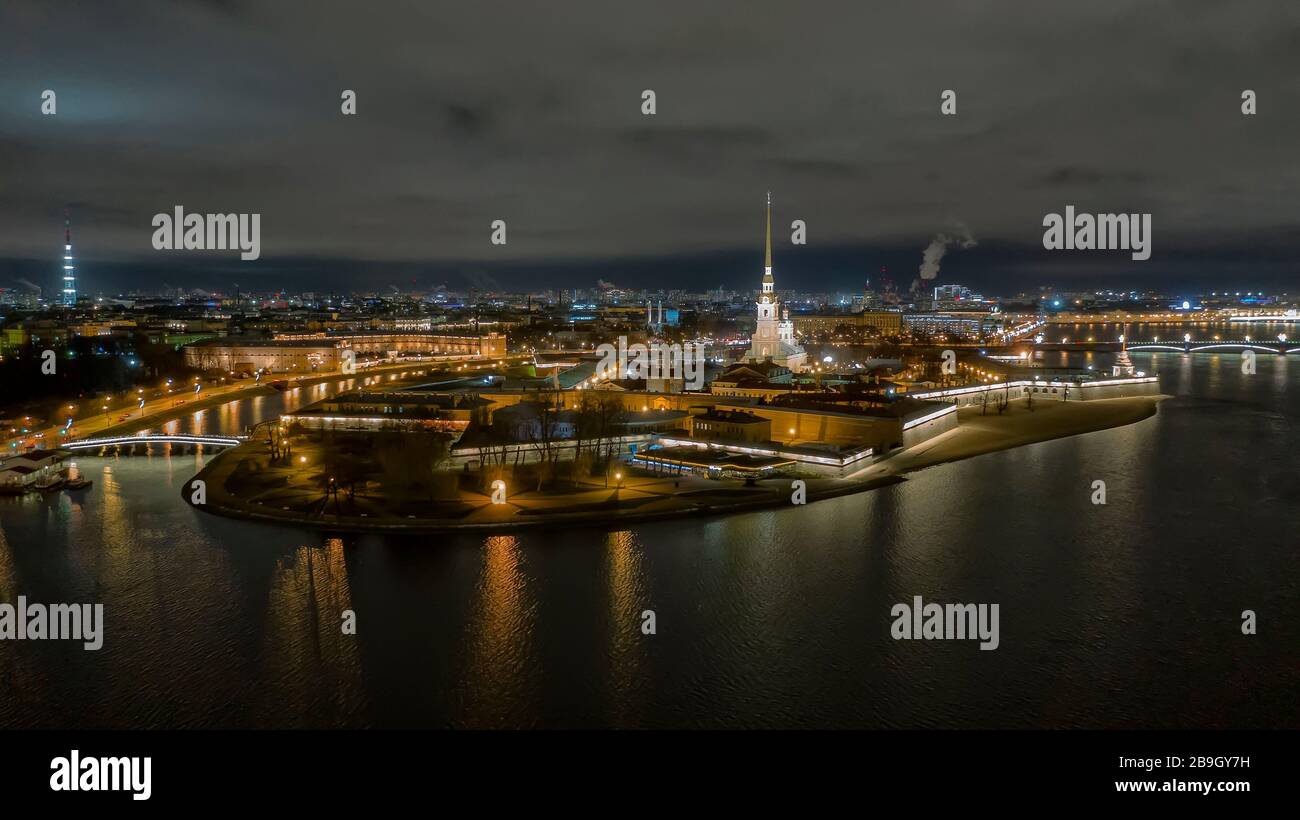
1126, 340, 1298, 354
63, 434, 247, 451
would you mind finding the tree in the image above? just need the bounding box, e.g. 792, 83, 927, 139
318, 431, 376, 503
531, 400, 561, 491
591, 392, 623, 464
376, 431, 451, 502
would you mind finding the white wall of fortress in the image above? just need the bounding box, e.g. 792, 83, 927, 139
901, 406, 959, 449
913, 376, 1160, 408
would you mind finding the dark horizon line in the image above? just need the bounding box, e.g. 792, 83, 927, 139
0, 236, 1296, 298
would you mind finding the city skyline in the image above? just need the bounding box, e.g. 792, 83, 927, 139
3, 218, 1298, 301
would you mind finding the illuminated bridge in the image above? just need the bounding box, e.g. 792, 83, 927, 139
1125, 340, 1298, 354
63, 434, 247, 451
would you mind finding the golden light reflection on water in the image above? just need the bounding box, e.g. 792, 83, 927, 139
455, 534, 537, 727
79, 460, 190, 699
96, 464, 126, 550
604, 529, 647, 725
261, 537, 364, 722
1273, 353, 1289, 394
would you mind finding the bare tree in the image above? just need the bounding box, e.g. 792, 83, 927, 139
592, 392, 623, 464
532, 401, 559, 491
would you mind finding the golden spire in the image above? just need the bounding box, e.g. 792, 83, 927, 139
764, 191, 773, 270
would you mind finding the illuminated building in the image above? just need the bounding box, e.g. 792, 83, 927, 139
689, 409, 771, 443
183, 331, 507, 372
792, 311, 903, 337
743, 193, 807, 370
1112, 335, 1137, 376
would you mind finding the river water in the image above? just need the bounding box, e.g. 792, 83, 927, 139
1, 329, 1297, 728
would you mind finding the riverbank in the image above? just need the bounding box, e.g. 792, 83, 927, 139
873, 393, 1167, 475
185, 394, 1169, 534
64, 362, 438, 442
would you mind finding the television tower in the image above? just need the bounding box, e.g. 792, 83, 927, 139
61, 208, 77, 306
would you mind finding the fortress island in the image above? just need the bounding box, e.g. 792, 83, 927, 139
179, 196, 1165, 533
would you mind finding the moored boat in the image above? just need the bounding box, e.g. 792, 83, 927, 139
35, 475, 66, 492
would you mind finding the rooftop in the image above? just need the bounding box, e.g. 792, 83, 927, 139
634, 446, 794, 473
694, 409, 767, 424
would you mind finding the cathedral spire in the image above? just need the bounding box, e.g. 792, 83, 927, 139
764, 191, 773, 272
743, 191, 807, 372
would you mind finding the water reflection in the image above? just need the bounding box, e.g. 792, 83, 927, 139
602, 530, 647, 726
260, 538, 365, 726
0, 348, 1296, 728
454, 535, 537, 728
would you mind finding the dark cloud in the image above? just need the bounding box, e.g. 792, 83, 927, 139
760, 158, 866, 179
442, 102, 494, 138
1038, 167, 1154, 187
616, 126, 774, 151
2, 0, 1300, 294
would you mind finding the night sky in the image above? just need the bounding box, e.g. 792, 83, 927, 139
3, 0, 1299, 295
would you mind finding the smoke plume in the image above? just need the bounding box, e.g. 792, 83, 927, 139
918, 224, 977, 281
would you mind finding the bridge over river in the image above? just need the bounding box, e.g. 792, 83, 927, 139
1028, 338, 1296, 355
62, 433, 247, 452
1126, 340, 1297, 354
